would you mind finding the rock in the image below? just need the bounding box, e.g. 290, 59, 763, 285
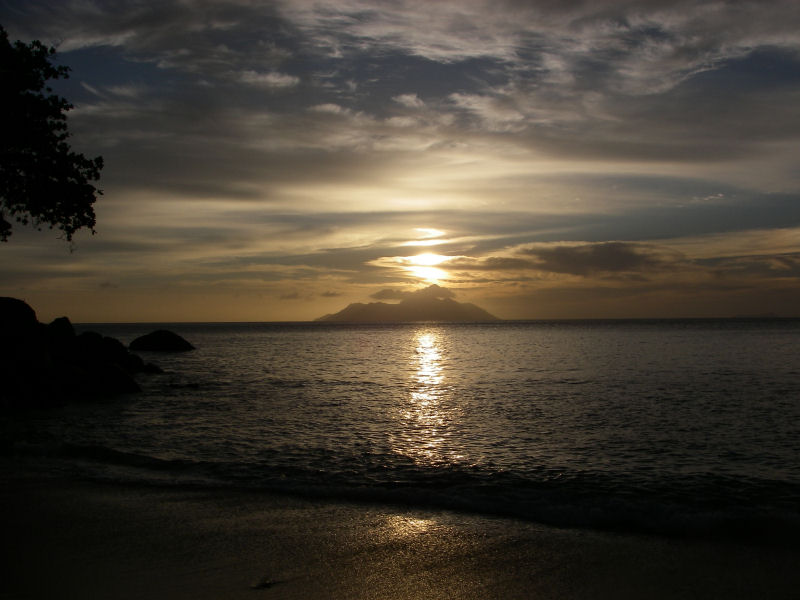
130, 330, 194, 352
0, 297, 163, 408
46, 317, 77, 361
125, 352, 146, 373
76, 331, 105, 361
89, 363, 141, 395
101, 335, 134, 367
0, 297, 39, 338
47, 316, 76, 340
1, 298, 49, 407
0, 297, 43, 362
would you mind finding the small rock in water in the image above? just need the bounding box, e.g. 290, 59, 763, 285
129, 330, 194, 352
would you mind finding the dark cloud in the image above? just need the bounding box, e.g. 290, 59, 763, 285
486, 278, 800, 319
443, 242, 679, 277
698, 253, 800, 279
10, 0, 799, 169
371, 284, 456, 301
447, 256, 540, 271
370, 289, 407, 301
557, 48, 800, 161
409, 284, 456, 300
6, 0, 799, 209
519, 242, 672, 276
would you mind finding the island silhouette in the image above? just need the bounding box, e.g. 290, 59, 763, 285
317, 284, 499, 322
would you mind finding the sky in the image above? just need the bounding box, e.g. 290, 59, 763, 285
2, 0, 800, 322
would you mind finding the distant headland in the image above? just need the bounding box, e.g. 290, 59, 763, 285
316, 284, 499, 323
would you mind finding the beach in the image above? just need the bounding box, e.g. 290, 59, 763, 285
3, 470, 799, 600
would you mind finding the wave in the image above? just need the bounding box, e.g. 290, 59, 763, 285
261, 376, 385, 388
10, 441, 799, 547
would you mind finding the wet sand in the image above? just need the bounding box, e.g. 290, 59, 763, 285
2, 475, 799, 599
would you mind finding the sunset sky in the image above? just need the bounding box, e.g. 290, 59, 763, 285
2, 0, 800, 322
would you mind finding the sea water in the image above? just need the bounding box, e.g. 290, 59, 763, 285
5, 320, 800, 542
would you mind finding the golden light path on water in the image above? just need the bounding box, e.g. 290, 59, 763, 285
392, 329, 465, 468
383, 329, 467, 540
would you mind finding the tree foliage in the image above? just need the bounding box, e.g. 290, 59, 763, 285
0, 25, 103, 242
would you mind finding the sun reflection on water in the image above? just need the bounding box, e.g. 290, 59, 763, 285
392, 329, 463, 466
414, 331, 444, 392
383, 515, 436, 537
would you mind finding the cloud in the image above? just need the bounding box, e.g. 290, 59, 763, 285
518, 242, 674, 276
698, 252, 800, 279
370, 289, 410, 301
238, 70, 300, 88
309, 103, 347, 114
393, 93, 425, 108
371, 284, 456, 301
277, 1, 800, 88
449, 92, 526, 132
447, 256, 540, 272
278, 0, 523, 63
12, 0, 800, 183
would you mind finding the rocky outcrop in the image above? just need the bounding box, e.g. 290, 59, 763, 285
1, 297, 164, 409
129, 330, 195, 352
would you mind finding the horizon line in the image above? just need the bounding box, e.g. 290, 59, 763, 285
73, 315, 796, 325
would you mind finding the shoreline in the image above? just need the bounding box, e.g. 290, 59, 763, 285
3, 473, 800, 599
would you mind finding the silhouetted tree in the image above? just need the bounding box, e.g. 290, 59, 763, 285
0, 25, 103, 242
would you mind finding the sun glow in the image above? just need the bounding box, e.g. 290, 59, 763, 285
415, 228, 446, 238
410, 253, 449, 266
403, 228, 448, 247
405, 253, 449, 282
406, 266, 447, 281
403, 238, 447, 247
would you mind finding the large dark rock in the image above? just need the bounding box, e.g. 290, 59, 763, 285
130, 330, 194, 352
1, 298, 48, 406
47, 316, 75, 340
88, 363, 142, 395
0, 297, 43, 360
46, 317, 77, 363
76, 330, 105, 361
0, 296, 39, 336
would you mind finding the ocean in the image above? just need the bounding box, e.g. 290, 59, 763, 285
5, 319, 800, 544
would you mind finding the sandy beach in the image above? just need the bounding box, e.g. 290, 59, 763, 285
2, 469, 799, 600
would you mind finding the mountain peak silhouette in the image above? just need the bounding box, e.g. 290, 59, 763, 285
316, 285, 499, 323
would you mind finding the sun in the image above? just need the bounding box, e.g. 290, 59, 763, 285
407, 266, 447, 282
410, 253, 449, 267
405, 253, 449, 282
